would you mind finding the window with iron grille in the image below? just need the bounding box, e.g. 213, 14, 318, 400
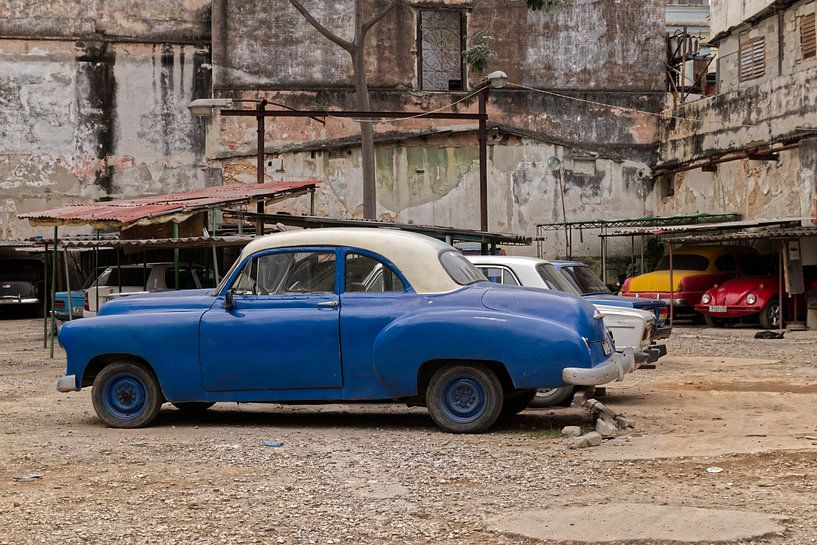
418, 10, 466, 91
801, 13, 816, 60
739, 35, 766, 81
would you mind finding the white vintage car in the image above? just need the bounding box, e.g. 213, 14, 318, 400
468, 255, 655, 406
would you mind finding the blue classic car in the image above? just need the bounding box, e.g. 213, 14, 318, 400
57, 229, 633, 433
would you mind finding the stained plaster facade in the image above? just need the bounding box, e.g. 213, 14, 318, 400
208, 0, 667, 258
0, 1, 213, 240
660, 0, 817, 227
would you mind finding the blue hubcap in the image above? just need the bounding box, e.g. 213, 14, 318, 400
103, 374, 147, 420
440, 378, 486, 423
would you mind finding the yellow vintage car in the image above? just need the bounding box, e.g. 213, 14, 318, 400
620, 246, 757, 313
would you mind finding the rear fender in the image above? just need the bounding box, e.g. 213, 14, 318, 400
371, 309, 590, 397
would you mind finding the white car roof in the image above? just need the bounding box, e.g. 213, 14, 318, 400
239, 228, 463, 294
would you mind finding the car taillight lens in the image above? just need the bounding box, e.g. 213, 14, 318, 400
658, 307, 669, 320
84, 292, 89, 311
54, 300, 65, 308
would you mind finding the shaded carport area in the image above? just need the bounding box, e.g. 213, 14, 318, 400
16, 181, 318, 356
663, 225, 817, 330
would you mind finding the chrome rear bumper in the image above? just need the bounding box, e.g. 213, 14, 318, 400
562, 348, 635, 386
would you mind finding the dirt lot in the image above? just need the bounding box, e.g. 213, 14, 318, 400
1, 318, 816, 544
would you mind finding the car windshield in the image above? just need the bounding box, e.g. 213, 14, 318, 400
655, 254, 709, 271
439, 250, 486, 285
562, 265, 610, 294
536, 263, 581, 296
743, 255, 777, 276
0, 260, 42, 281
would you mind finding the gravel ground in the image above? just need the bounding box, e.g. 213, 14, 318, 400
1, 318, 816, 544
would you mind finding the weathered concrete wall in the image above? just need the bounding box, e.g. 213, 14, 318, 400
0, 0, 211, 43
214, 0, 665, 91
216, 131, 654, 258
710, 0, 775, 37
0, 1, 212, 239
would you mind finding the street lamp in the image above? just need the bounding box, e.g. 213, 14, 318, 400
189, 97, 269, 236
478, 70, 507, 252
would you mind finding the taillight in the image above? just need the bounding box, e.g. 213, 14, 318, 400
84, 292, 89, 311
658, 307, 669, 320
54, 300, 65, 308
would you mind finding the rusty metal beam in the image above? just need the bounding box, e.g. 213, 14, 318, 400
221, 109, 486, 120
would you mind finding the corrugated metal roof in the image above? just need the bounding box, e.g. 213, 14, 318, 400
18, 181, 318, 228
601, 217, 804, 237
666, 226, 817, 244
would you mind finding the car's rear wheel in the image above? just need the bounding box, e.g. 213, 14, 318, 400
499, 389, 537, 418
426, 365, 503, 433
171, 402, 215, 412
759, 298, 781, 329
92, 362, 163, 428
528, 386, 575, 408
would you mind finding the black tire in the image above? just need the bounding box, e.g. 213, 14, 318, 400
528, 386, 575, 408
499, 389, 537, 418
426, 365, 504, 433
171, 402, 215, 412
91, 362, 163, 428
759, 299, 781, 329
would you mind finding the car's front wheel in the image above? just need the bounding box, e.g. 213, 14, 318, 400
528, 386, 575, 408
759, 298, 781, 329
426, 365, 503, 433
92, 362, 163, 428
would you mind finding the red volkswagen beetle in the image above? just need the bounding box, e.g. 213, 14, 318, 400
696, 256, 815, 328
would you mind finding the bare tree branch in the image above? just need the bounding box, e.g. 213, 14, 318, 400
361, 0, 401, 36
289, 0, 356, 53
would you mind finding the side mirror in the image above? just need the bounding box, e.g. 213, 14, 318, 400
223, 289, 235, 310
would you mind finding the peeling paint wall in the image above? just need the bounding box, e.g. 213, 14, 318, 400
0, 2, 211, 239
218, 132, 654, 258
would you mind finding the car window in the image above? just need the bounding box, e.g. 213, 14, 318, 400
165, 268, 197, 290
439, 251, 485, 285
476, 266, 519, 286
0, 260, 42, 281
98, 267, 149, 288
655, 254, 709, 271
536, 263, 581, 295
233, 251, 336, 295
564, 265, 610, 295
714, 254, 737, 272
345, 253, 404, 293
194, 267, 217, 288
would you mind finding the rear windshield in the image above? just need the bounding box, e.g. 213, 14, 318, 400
536, 263, 581, 296
655, 254, 709, 271
562, 265, 610, 294
439, 250, 486, 285
0, 260, 42, 281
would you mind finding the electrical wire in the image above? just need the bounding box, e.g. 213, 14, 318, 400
326, 87, 484, 124
508, 80, 755, 128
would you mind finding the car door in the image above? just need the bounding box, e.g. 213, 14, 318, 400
199, 247, 342, 391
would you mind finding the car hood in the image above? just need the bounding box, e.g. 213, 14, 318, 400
480, 285, 606, 341
585, 294, 664, 310
627, 270, 704, 292
98, 289, 216, 316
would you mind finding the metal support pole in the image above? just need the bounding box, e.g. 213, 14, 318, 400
63, 249, 72, 321
779, 240, 785, 331
95, 230, 99, 315
478, 88, 488, 254
210, 209, 220, 284
669, 243, 675, 328
309, 187, 316, 216
256, 99, 268, 237
116, 247, 122, 294
42, 241, 48, 348
49, 226, 58, 358
173, 222, 180, 290
601, 227, 607, 286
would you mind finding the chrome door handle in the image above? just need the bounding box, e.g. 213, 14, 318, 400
317, 301, 339, 309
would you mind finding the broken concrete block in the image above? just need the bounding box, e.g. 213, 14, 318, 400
568, 431, 603, 449
561, 426, 582, 438
595, 417, 618, 438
